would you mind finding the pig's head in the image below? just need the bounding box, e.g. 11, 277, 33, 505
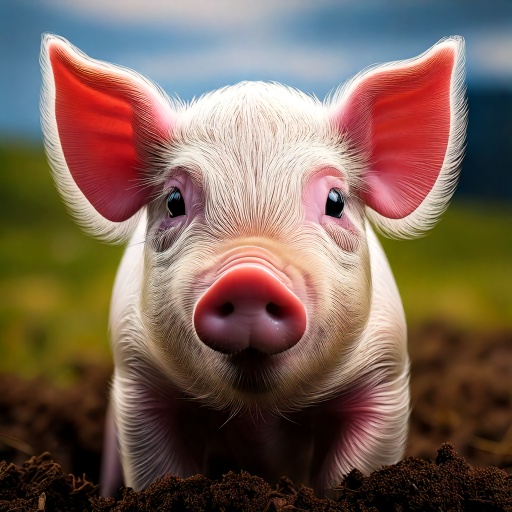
41, 35, 466, 414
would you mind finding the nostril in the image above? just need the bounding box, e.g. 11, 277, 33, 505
218, 302, 234, 316
266, 302, 284, 319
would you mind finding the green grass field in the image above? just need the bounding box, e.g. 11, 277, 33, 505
381, 204, 512, 331
1, 141, 511, 381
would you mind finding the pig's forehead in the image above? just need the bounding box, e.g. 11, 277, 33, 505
175, 82, 334, 147
169, 82, 350, 180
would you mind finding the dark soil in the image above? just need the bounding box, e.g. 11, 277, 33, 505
1, 321, 512, 510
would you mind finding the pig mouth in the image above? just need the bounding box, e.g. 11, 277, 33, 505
226, 347, 280, 394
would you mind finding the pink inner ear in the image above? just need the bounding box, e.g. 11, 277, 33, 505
50, 44, 171, 222
337, 47, 455, 219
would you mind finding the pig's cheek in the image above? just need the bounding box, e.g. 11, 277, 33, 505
150, 219, 185, 253
140, 267, 188, 353
320, 213, 361, 253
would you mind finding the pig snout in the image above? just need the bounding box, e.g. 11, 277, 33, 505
193, 264, 307, 355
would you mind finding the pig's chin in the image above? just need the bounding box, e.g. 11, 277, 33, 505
224, 347, 281, 394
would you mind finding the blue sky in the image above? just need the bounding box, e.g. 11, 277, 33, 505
1, 0, 511, 138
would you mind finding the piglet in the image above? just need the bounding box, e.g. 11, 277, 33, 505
40, 34, 466, 496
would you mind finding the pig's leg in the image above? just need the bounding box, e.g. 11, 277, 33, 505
100, 402, 124, 496
111, 371, 202, 490
311, 371, 409, 495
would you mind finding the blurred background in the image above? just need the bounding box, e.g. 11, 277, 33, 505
0, 0, 511, 381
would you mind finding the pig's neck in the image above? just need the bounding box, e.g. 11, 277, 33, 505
204, 399, 369, 488
175, 399, 316, 486
141, 379, 389, 492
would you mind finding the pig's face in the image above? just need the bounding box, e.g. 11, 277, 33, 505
138, 84, 372, 412
41, 34, 466, 417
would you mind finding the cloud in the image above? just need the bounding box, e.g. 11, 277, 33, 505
41, 0, 334, 31
132, 42, 352, 94
41, 0, 512, 90
67, 27, 512, 102
471, 31, 512, 81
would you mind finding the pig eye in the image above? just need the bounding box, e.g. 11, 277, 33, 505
325, 188, 345, 218
166, 188, 186, 217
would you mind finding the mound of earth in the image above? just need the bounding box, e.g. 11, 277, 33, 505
0, 321, 511, 510
1, 445, 511, 511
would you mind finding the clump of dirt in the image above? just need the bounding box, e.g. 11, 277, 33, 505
0, 452, 95, 511
1, 322, 512, 510
1, 445, 511, 511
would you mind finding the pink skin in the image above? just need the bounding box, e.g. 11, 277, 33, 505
304, 168, 358, 234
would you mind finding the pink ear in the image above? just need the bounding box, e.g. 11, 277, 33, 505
47, 40, 173, 222
334, 41, 460, 220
